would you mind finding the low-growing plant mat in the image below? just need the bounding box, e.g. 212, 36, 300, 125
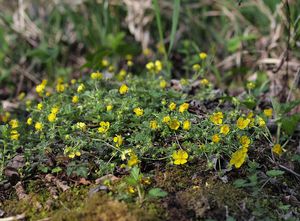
1, 55, 300, 220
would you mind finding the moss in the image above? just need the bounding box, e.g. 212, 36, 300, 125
52, 193, 162, 221
2, 181, 164, 221
2, 183, 89, 220
175, 187, 210, 219
154, 164, 205, 193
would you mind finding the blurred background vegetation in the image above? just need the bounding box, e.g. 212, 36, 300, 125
0, 0, 299, 101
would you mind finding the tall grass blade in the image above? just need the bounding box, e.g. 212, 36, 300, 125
153, 0, 171, 77
153, 0, 164, 45
168, 0, 180, 55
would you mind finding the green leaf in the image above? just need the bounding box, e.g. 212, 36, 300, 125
130, 166, 140, 182
126, 177, 138, 186
52, 167, 62, 174
227, 37, 241, 52
148, 188, 168, 198
266, 170, 284, 177
233, 179, 247, 188
241, 97, 257, 109
280, 99, 300, 114
168, 0, 180, 55
280, 114, 300, 135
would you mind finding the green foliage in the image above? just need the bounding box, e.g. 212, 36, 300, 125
266, 170, 284, 177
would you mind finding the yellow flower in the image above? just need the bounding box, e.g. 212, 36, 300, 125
9, 119, 19, 129
146, 60, 162, 73
146, 62, 154, 70
257, 116, 266, 127
128, 186, 135, 194
246, 82, 255, 90
119, 84, 128, 95
236, 117, 250, 130
230, 148, 247, 168
10, 130, 20, 140
168, 119, 180, 130
117, 69, 127, 81
26, 100, 32, 108
106, 105, 113, 111
272, 144, 283, 155
18, 92, 25, 101
77, 83, 85, 93
76, 122, 86, 131
113, 135, 123, 147
143, 48, 152, 56
127, 60, 133, 67
51, 107, 59, 114
127, 153, 139, 167
1, 112, 10, 123
155, 60, 162, 72
133, 107, 144, 116
91, 71, 103, 80
163, 116, 171, 123
56, 83, 65, 93
101, 59, 109, 67
179, 103, 189, 113
200, 78, 209, 86
68, 152, 75, 159
160, 79, 167, 89
199, 52, 207, 60
98, 121, 110, 133
36, 84, 45, 94
150, 120, 158, 130
35, 79, 47, 95
264, 108, 273, 118
172, 150, 188, 165
210, 112, 224, 125
72, 95, 79, 104
192, 64, 201, 71
108, 65, 114, 72
37, 103, 43, 110
157, 42, 166, 54
48, 113, 57, 122
75, 151, 81, 157
239, 135, 250, 148
27, 118, 33, 125
180, 78, 188, 86
220, 124, 230, 135
35, 122, 43, 131
169, 102, 177, 111
212, 134, 220, 143
183, 120, 191, 131
71, 79, 77, 84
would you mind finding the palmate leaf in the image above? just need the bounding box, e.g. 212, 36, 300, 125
148, 188, 168, 198
280, 114, 300, 136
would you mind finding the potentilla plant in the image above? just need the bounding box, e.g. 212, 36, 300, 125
0, 53, 276, 181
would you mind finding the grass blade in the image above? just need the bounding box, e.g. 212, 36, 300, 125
168, 0, 180, 55
153, 0, 164, 45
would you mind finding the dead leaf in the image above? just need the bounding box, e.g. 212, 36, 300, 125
95, 174, 119, 185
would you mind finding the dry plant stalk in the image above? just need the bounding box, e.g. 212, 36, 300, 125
14, 181, 29, 201
45, 174, 70, 192
123, 0, 153, 49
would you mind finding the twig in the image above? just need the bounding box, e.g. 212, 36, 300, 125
278, 164, 300, 178
268, 158, 300, 179
286, 67, 300, 102
0, 213, 25, 221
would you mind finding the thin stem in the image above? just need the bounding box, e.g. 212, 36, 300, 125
92, 138, 121, 153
